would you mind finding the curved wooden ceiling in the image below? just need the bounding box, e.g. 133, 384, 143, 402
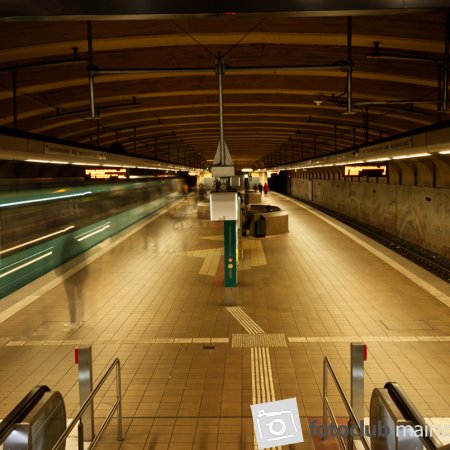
0, 12, 448, 168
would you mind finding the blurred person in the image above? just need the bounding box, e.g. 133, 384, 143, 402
198, 183, 205, 201
182, 183, 189, 199
58, 236, 88, 329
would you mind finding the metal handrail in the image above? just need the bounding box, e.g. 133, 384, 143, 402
51, 358, 123, 450
323, 357, 371, 450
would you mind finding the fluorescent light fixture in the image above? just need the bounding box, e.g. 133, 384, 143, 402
392, 152, 430, 160
367, 157, 392, 162
72, 162, 100, 166
26, 159, 70, 165
438, 150, 450, 154
241, 168, 253, 172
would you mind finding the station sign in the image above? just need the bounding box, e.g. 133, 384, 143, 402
344, 164, 387, 177
85, 168, 128, 180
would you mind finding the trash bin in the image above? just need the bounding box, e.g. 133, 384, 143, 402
254, 217, 266, 237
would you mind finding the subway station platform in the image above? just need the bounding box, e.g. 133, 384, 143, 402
0, 192, 449, 450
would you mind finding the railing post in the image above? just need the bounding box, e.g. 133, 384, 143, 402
350, 343, 365, 434
347, 418, 353, 450
77, 421, 84, 450
76, 345, 95, 442
323, 357, 328, 437
116, 361, 123, 441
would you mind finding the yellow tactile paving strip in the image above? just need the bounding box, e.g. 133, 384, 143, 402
244, 240, 267, 268
0, 195, 448, 450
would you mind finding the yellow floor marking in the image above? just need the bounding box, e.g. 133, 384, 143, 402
184, 237, 267, 276
242, 239, 267, 268
201, 235, 224, 241
3, 337, 230, 347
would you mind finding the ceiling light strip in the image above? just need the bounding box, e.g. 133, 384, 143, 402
0, 226, 75, 256
0, 249, 53, 279
0, 191, 92, 208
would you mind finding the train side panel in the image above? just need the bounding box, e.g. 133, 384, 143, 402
0, 179, 183, 299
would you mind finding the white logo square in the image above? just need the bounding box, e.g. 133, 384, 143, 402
251, 398, 304, 449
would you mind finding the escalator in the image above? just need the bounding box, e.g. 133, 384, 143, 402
0, 386, 50, 444
0, 385, 66, 450
370, 381, 449, 450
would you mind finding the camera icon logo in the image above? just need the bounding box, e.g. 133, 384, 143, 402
251, 398, 304, 449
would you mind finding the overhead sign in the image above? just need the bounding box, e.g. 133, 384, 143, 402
344, 164, 387, 177
45, 142, 107, 161
360, 136, 413, 156
85, 168, 128, 180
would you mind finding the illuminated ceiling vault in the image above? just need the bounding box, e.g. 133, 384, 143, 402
0, 8, 450, 169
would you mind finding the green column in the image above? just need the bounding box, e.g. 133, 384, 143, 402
224, 219, 237, 287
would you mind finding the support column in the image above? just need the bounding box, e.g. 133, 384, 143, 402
442, 12, 450, 112
217, 55, 225, 165
87, 21, 97, 119
346, 17, 353, 114
12, 71, 17, 129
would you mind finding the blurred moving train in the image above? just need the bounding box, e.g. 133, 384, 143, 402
0, 177, 183, 299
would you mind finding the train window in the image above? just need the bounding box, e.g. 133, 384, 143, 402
0, 179, 183, 257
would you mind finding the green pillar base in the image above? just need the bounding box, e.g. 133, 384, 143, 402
224, 220, 237, 287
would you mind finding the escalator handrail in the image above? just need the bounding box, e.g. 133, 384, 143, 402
0, 385, 50, 444
384, 382, 438, 450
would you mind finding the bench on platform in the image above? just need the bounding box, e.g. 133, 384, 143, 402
245, 191, 262, 204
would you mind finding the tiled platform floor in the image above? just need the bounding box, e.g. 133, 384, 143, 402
0, 192, 449, 450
